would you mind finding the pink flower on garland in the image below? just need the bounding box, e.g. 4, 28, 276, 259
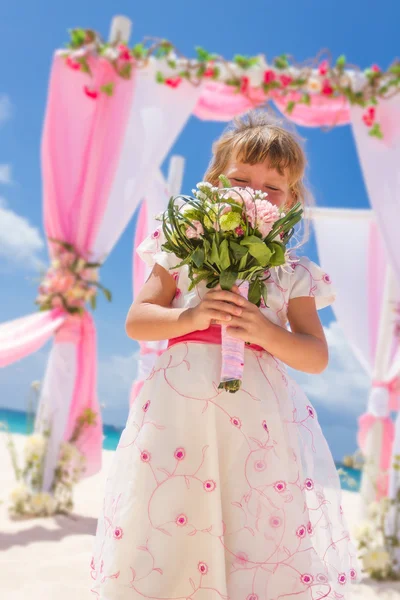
318, 60, 329, 76
66, 56, 81, 71
113, 527, 123, 540
362, 106, 376, 127
264, 70, 276, 84
371, 64, 381, 73
198, 562, 208, 575
174, 447, 186, 461
240, 76, 250, 94
204, 66, 216, 78
280, 74, 293, 87
118, 44, 131, 61
165, 77, 182, 88
322, 80, 334, 96
84, 86, 99, 100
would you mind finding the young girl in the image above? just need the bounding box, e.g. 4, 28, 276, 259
90, 112, 358, 600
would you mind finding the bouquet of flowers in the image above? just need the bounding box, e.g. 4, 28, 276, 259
161, 176, 303, 392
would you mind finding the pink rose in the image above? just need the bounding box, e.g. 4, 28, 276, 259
254, 199, 280, 237
52, 273, 75, 293
186, 220, 204, 239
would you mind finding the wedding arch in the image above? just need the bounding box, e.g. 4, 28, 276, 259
0, 16, 398, 515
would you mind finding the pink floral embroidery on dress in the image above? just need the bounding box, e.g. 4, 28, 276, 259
176, 514, 187, 527
174, 448, 186, 461
246, 594, 259, 600
254, 459, 266, 472
274, 480, 286, 493
304, 478, 314, 490
142, 400, 150, 412
140, 450, 151, 462
316, 573, 328, 583
113, 527, 123, 540
338, 573, 347, 585
231, 416, 241, 428
296, 525, 307, 538
307, 521, 313, 535
270, 516, 282, 528
322, 273, 332, 284
236, 552, 248, 566
151, 229, 161, 239
306, 405, 315, 418
203, 480, 216, 492
301, 573, 314, 585
198, 562, 208, 575
350, 568, 357, 580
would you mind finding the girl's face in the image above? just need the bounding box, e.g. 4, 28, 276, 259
223, 159, 292, 208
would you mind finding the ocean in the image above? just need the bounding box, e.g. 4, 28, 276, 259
0, 406, 360, 492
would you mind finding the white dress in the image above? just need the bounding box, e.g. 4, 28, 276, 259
90, 229, 358, 600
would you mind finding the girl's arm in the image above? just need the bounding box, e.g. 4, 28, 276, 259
125, 265, 245, 341
221, 289, 328, 374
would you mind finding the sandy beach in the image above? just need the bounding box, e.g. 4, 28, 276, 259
1, 432, 399, 600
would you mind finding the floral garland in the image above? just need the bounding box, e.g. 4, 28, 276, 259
1, 407, 97, 518
60, 28, 400, 139
36, 238, 111, 315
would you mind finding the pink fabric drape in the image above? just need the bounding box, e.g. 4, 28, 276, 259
193, 81, 351, 127
358, 411, 395, 499
0, 310, 65, 368
38, 54, 135, 478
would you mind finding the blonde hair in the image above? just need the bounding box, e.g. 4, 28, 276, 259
204, 110, 311, 210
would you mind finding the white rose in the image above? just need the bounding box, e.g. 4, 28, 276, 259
362, 548, 391, 573
10, 483, 30, 504
103, 47, 120, 61
307, 77, 322, 94
353, 520, 373, 540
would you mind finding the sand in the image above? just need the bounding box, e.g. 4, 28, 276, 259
1, 432, 400, 600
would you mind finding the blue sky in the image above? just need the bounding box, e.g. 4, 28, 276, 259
0, 0, 398, 459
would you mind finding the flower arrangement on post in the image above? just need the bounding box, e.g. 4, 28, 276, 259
1, 407, 97, 518
36, 239, 111, 315
353, 454, 400, 581
161, 177, 303, 392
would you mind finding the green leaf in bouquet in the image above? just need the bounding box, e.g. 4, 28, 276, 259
211, 237, 220, 264
206, 277, 220, 289
230, 241, 248, 260
219, 174, 232, 188
239, 254, 249, 271
219, 239, 231, 270
241, 236, 272, 267
261, 283, 269, 307
248, 279, 262, 305
192, 247, 205, 268
188, 269, 213, 290
219, 270, 238, 291
268, 241, 286, 266
90, 295, 97, 310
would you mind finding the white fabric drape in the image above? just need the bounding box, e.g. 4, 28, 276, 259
350, 96, 400, 287
92, 64, 202, 260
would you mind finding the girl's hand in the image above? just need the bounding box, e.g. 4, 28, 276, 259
187, 287, 245, 331
219, 285, 273, 346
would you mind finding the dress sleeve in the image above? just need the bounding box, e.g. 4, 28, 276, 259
136, 227, 181, 273
288, 256, 336, 310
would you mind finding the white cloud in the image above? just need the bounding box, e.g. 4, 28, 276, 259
98, 349, 140, 427
0, 197, 45, 269
0, 95, 12, 126
0, 164, 12, 184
